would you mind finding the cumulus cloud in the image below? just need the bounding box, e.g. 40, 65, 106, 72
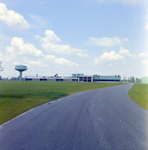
41, 30, 61, 44
0, 2, 30, 30
77, 52, 89, 58
100, 51, 124, 62
0, 52, 4, 61
144, 23, 148, 29
37, 30, 89, 57
93, 58, 100, 65
123, 38, 128, 42
119, 46, 136, 57
6, 37, 44, 57
22, 55, 79, 70
13, 61, 22, 65
25, 60, 48, 67
113, 0, 139, 4
45, 55, 79, 66
97, 0, 142, 4
33, 35, 41, 40
93, 46, 137, 65
139, 52, 148, 57
5, 36, 79, 69
0, 50, 16, 64
142, 60, 148, 64
144, 15, 148, 19
88, 37, 127, 47
93, 51, 124, 65
0, 34, 11, 40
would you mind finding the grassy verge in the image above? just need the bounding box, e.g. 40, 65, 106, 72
0, 81, 123, 124
128, 83, 148, 110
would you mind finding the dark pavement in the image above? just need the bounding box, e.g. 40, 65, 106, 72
0, 84, 148, 150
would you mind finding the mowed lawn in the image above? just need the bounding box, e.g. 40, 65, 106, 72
0, 81, 123, 124
128, 83, 148, 110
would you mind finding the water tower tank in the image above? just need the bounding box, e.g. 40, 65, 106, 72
15, 65, 27, 81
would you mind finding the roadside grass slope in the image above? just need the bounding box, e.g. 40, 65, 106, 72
0, 81, 123, 124
128, 83, 148, 110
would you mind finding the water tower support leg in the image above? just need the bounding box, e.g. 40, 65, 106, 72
19, 71, 22, 81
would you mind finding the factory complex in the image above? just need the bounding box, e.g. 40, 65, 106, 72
14, 65, 121, 82
25, 73, 121, 82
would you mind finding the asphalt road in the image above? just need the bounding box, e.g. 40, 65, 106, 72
0, 84, 148, 150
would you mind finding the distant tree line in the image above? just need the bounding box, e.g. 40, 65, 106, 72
122, 76, 141, 83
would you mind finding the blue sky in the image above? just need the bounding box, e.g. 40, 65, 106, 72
0, 0, 148, 79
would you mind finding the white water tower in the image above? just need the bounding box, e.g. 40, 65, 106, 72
15, 65, 27, 81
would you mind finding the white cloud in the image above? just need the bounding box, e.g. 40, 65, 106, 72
113, 0, 139, 4
0, 51, 15, 62
88, 37, 127, 47
38, 30, 88, 57
0, 2, 30, 30
12, 61, 22, 65
0, 34, 11, 40
5, 36, 79, 69
139, 52, 148, 57
142, 60, 148, 64
119, 46, 136, 57
45, 55, 79, 67
34, 35, 41, 40
144, 15, 148, 19
25, 60, 48, 67
93, 47, 138, 65
6, 54, 16, 61
144, 23, 148, 29
93, 58, 100, 65
123, 38, 128, 42
97, 0, 142, 4
77, 52, 89, 58
93, 50, 126, 64
100, 51, 124, 62
41, 30, 61, 44
6, 37, 44, 57
27, 60, 42, 65
0, 52, 4, 61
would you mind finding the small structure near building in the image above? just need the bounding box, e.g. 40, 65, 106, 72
142, 76, 148, 83
15, 65, 27, 81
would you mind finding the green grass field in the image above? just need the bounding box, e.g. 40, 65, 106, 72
0, 81, 123, 124
128, 83, 148, 110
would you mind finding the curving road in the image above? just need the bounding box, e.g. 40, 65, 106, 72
0, 84, 148, 150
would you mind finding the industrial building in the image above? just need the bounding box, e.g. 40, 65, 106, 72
25, 74, 121, 82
